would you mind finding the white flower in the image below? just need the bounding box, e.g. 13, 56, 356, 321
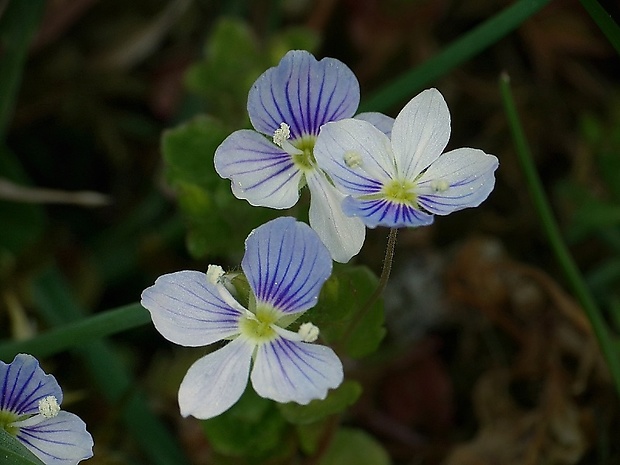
141, 217, 343, 420
214, 50, 394, 262
0, 354, 93, 465
314, 88, 499, 228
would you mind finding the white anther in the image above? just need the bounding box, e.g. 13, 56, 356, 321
430, 179, 450, 193
38, 396, 60, 418
206, 265, 225, 285
273, 123, 291, 147
298, 322, 319, 342
344, 151, 363, 168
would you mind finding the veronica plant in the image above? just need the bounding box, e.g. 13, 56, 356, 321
0, 354, 93, 465
214, 50, 393, 263
141, 216, 343, 420
314, 88, 499, 228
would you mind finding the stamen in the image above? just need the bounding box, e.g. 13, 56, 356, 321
273, 123, 291, 147
206, 265, 225, 285
9, 396, 61, 429
298, 322, 319, 342
430, 179, 450, 193
344, 150, 362, 168
38, 396, 60, 418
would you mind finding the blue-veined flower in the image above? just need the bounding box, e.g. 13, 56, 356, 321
214, 50, 393, 263
313, 88, 499, 228
0, 354, 93, 465
140, 217, 343, 420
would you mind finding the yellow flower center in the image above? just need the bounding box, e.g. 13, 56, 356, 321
239, 306, 281, 343
382, 179, 417, 205
291, 135, 317, 172
0, 410, 20, 436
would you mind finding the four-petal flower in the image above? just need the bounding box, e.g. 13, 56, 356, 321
214, 50, 392, 263
314, 88, 499, 228
0, 354, 94, 465
141, 217, 343, 420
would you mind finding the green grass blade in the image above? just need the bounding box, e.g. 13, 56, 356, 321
499, 73, 620, 398
0, 302, 149, 360
359, 0, 551, 113
27, 266, 191, 465
0, 0, 45, 138
579, 0, 620, 55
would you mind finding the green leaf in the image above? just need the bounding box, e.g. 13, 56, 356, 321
0, 428, 45, 465
319, 428, 390, 465
202, 387, 290, 460
161, 114, 228, 190
307, 264, 386, 359
267, 27, 320, 65
161, 115, 279, 258
279, 380, 362, 425
185, 18, 263, 126
296, 419, 329, 456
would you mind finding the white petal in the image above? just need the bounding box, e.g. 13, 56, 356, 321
416, 147, 499, 215
18, 412, 93, 465
178, 337, 254, 419
141, 270, 244, 347
314, 118, 393, 197
214, 129, 302, 209
251, 332, 343, 404
354, 111, 395, 137
306, 170, 366, 263
391, 88, 451, 179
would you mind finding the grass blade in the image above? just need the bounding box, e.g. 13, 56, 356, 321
359, 0, 551, 113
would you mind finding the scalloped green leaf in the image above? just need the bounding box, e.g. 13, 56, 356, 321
306, 264, 386, 359
161, 114, 228, 190
185, 18, 262, 126
278, 380, 362, 425
0, 428, 46, 465
202, 387, 290, 460
319, 428, 391, 465
161, 115, 278, 257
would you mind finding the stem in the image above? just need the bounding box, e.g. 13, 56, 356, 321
499, 73, 620, 398
343, 228, 398, 342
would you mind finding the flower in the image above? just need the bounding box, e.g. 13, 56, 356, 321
313, 88, 499, 228
0, 354, 94, 465
214, 50, 393, 263
140, 217, 343, 420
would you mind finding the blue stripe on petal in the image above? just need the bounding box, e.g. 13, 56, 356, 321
242, 217, 332, 315
18, 411, 93, 465
342, 197, 434, 229
248, 51, 360, 138
0, 354, 62, 415
250, 333, 343, 404
141, 270, 244, 347
214, 129, 302, 209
